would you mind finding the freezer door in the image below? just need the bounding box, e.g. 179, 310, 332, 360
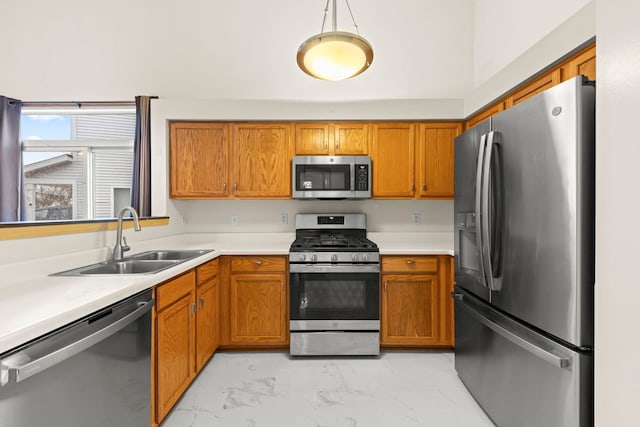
488, 76, 595, 347
453, 287, 593, 427
454, 119, 491, 302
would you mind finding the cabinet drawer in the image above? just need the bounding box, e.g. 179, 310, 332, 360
156, 270, 196, 310
381, 256, 438, 273
197, 258, 219, 285
230, 256, 286, 273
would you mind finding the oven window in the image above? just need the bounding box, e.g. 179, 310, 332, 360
295, 164, 351, 191
290, 272, 379, 320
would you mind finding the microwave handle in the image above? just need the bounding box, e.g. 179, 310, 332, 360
350, 163, 356, 192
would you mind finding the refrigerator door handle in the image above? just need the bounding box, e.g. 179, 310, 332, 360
475, 133, 488, 287
481, 131, 502, 291
458, 295, 571, 369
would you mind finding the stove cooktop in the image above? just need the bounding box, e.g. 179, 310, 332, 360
290, 232, 378, 252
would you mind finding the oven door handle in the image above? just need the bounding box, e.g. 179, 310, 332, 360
289, 264, 380, 274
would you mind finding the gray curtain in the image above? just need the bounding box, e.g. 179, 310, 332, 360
131, 95, 153, 216
0, 96, 26, 222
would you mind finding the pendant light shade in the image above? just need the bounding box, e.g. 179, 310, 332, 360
297, 0, 374, 81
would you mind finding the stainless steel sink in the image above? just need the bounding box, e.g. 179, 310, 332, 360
51, 249, 213, 276
130, 249, 212, 261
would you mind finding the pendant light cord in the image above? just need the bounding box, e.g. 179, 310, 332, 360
319, 0, 361, 35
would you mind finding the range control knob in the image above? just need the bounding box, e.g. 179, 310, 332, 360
352, 253, 361, 262
331, 254, 338, 262
362, 254, 369, 262
310, 254, 318, 262
298, 254, 307, 262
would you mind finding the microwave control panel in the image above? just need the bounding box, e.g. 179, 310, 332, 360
355, 164, 369, 191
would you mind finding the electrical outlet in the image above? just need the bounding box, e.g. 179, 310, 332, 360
231, 215, 238, 225
280, 213, 288, 224
412, 213, 421, 224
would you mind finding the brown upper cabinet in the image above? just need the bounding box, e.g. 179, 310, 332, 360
294, 122, 369, 155
169, 121, 293, 199
416, 123, 463, 198
370, 122, 416, 198
466, 43, 595, 129
232, 123, 293, 198
170, 122, 230, 198
369, 122, 462, 199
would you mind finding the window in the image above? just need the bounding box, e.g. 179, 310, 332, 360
21, 107, 135, 221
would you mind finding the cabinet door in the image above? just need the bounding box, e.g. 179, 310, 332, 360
505, 69, 562, 108
232, 123, 293, 198
156, 293, 195, 422
196, 278, 217, 372
370, 123, 416, 198
416, 123, 462, 198
169, 122, 230, 198
561, 44, 596, 81
466, 102, 505, 129
381, 273, 439, 345
229, 273, 287, 344
295, 123, 330, 155
333, 122, 369, 155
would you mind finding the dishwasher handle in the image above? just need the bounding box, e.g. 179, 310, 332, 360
5, 298, 154, 384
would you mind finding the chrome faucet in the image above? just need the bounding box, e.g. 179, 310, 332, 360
113, 206, 142, 260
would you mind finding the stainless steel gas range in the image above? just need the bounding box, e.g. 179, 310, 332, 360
289, 213, 380, 356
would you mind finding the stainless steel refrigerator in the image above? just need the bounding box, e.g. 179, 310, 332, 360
453, 75, 594, 427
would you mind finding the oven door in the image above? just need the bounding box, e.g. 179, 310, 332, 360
289, 264, 380, 330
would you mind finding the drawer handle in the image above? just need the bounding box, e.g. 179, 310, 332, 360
254, 260, 263, 266
405, 260, 416, 265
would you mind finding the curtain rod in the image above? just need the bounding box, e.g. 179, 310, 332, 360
22, 97, 158, 108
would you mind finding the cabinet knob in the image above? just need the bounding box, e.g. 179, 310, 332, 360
223, 182, 227, 192
191, 303, 197, 314
281, 281, 284, 290
254, 260, 263, 266
406, 260, 415, 265
199, 297, 204, 308
233, 182, 238, 192
384, 281, 387, 291
422, 183, 427, 191
411, 183, 415, 191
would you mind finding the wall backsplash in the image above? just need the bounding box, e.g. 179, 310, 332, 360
174, 199, 453, 233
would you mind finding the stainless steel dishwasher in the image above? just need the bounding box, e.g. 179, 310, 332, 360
0, 289, 153, 427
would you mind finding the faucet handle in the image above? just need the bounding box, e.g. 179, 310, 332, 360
122, 236, 131, 253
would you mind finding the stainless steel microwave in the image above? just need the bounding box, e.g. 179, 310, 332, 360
292, 155, 372, 199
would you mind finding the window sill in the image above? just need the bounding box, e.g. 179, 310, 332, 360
0, 217, 170, 240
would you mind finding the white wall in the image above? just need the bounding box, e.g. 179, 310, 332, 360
594, 0, 640, 423
176, 199, 453, 234
472, 0, 591, 88
0, 0, 473, 102
466, 1, 595, 116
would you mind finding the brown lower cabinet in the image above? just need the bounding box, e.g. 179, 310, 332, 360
153, 259, 218, 426
381, 255, 453, 348
152, 254, 452, 425
218, 255, 289, 348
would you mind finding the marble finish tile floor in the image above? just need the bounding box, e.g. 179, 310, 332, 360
162, 351, 495, 427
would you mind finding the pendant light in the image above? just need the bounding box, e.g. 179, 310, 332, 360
297, 0, 374, 81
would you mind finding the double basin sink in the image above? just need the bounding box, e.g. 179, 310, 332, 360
53, 250, 213, 276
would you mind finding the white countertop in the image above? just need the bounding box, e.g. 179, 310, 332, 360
0, 231, 452, 355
